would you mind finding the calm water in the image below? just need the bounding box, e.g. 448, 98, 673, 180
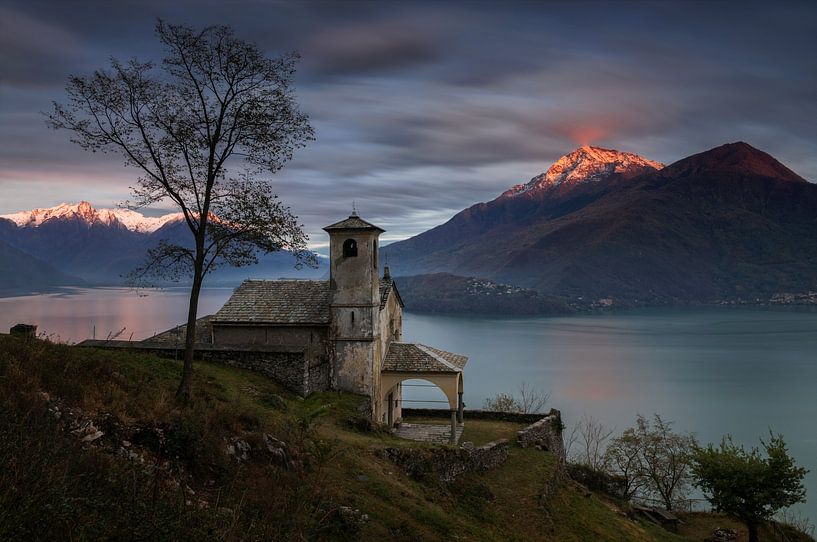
2, 288, 815, 520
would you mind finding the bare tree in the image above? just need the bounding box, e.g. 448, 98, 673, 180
483, 383, 550, 414
517, 382, 550, 414
48, 21, 315, 399
605, 426, 648, 500
635, 414, 697, 511
565, 414, 614, 471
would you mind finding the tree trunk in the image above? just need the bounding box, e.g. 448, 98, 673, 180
746, 521, 759, 542
176, 258, 204, 401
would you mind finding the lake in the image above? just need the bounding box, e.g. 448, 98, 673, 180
2, 287, 815, 521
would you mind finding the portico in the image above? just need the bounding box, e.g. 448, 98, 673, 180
380, 342, 467, 443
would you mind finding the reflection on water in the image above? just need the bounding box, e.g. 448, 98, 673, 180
402, 308, 817, 521
0, 287, 233, 343
1, 289, 815, 520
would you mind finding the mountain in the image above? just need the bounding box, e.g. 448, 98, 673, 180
500, 145, 664, 198
382, 145, 665, 277
1, 201, 183, 233
0, 238, 84, 295
0, 202, 325, 291
383, 142, 817, 306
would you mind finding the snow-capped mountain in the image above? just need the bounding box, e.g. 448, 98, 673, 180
0, 201, 325, 290
502, 145, 665, 197
1, 201, 183, 233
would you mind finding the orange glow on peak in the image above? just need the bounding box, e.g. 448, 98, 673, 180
569, 126, 608, 147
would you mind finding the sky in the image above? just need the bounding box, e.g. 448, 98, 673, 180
1, 0, 815, 248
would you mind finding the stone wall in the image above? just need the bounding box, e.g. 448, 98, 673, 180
402, 408, 544, 424
515, 409, 567, 502
517, 408, 566, 465
78, 340, 331, 397
382, 439, 509, 482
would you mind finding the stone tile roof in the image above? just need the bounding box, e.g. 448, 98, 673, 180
323, 214, 385, 232
379, 277, 404, 309
144, 315, 214, 345
213, 280, 331, 325
382, 342, 468, 373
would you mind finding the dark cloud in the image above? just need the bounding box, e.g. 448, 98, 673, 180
304, 19, 441, 77
0, 5, 84, 87
0, 0, 815, 246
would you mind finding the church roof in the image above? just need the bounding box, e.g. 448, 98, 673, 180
323, 213, 385, 233
213, 280, 331, 325
380, 276, 404, 309
382, 343, 468, 373
213, 277, 399, 326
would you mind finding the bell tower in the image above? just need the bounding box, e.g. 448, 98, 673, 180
323, 210, 385, 400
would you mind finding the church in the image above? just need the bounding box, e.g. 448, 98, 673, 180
208, 211, 468, 430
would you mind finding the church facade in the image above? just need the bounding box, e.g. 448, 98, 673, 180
209, 212, 467, 428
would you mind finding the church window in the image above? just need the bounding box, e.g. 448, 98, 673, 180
372, 241, 378, 267
343, 238, 357, 257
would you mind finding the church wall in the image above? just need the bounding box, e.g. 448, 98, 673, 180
328, 233, 379, 306
334, 340, 374, 395
376, 290, 403, 424
378, 290, 403, 359
212, 324, 328, 349
212, 324, 331, 393
331, 306, 376, 340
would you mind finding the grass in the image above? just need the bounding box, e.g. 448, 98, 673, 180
1, 335, 812, 541
675, 512, 815, 542
403, 415, 526, 446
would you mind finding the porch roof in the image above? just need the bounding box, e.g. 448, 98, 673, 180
382, 342, 468, 373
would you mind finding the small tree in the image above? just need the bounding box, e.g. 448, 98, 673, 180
602, 415, 696, 509
482, 393, 519, 413
691, 433, 808, 542
634, 414, 696, 511
605, 426, 647, 501
48, 21, 315, 399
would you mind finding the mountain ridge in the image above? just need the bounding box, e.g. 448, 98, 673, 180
0, 203, 325, 292
501, 145, 665, 198
383, 142, 817, 306
1, 201, 184, 233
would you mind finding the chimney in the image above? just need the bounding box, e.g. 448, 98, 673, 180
383, 265, 390, 279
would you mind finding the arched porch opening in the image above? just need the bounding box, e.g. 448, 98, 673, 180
381, 371, 464, 443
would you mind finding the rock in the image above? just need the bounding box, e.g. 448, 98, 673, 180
356, 474, 369, 482
38, 391, 51, 402
10, 323, 36, 338
82, 430, 104, 442
226, 437, 251, 461
262, 434, 292, 467
337, 506, 369, 525
706, 527, 738, 542
461, 441, 475, 450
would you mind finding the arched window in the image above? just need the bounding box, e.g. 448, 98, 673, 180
343, 238, 357, 257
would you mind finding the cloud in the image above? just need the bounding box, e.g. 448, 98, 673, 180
304, 19, 441, 77
0, 5, 84, 87
0, 0, 815, 243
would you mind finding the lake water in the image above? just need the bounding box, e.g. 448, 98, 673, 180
1, 287, 815, 521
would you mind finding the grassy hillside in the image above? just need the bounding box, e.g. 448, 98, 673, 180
0, 335, 810, 541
